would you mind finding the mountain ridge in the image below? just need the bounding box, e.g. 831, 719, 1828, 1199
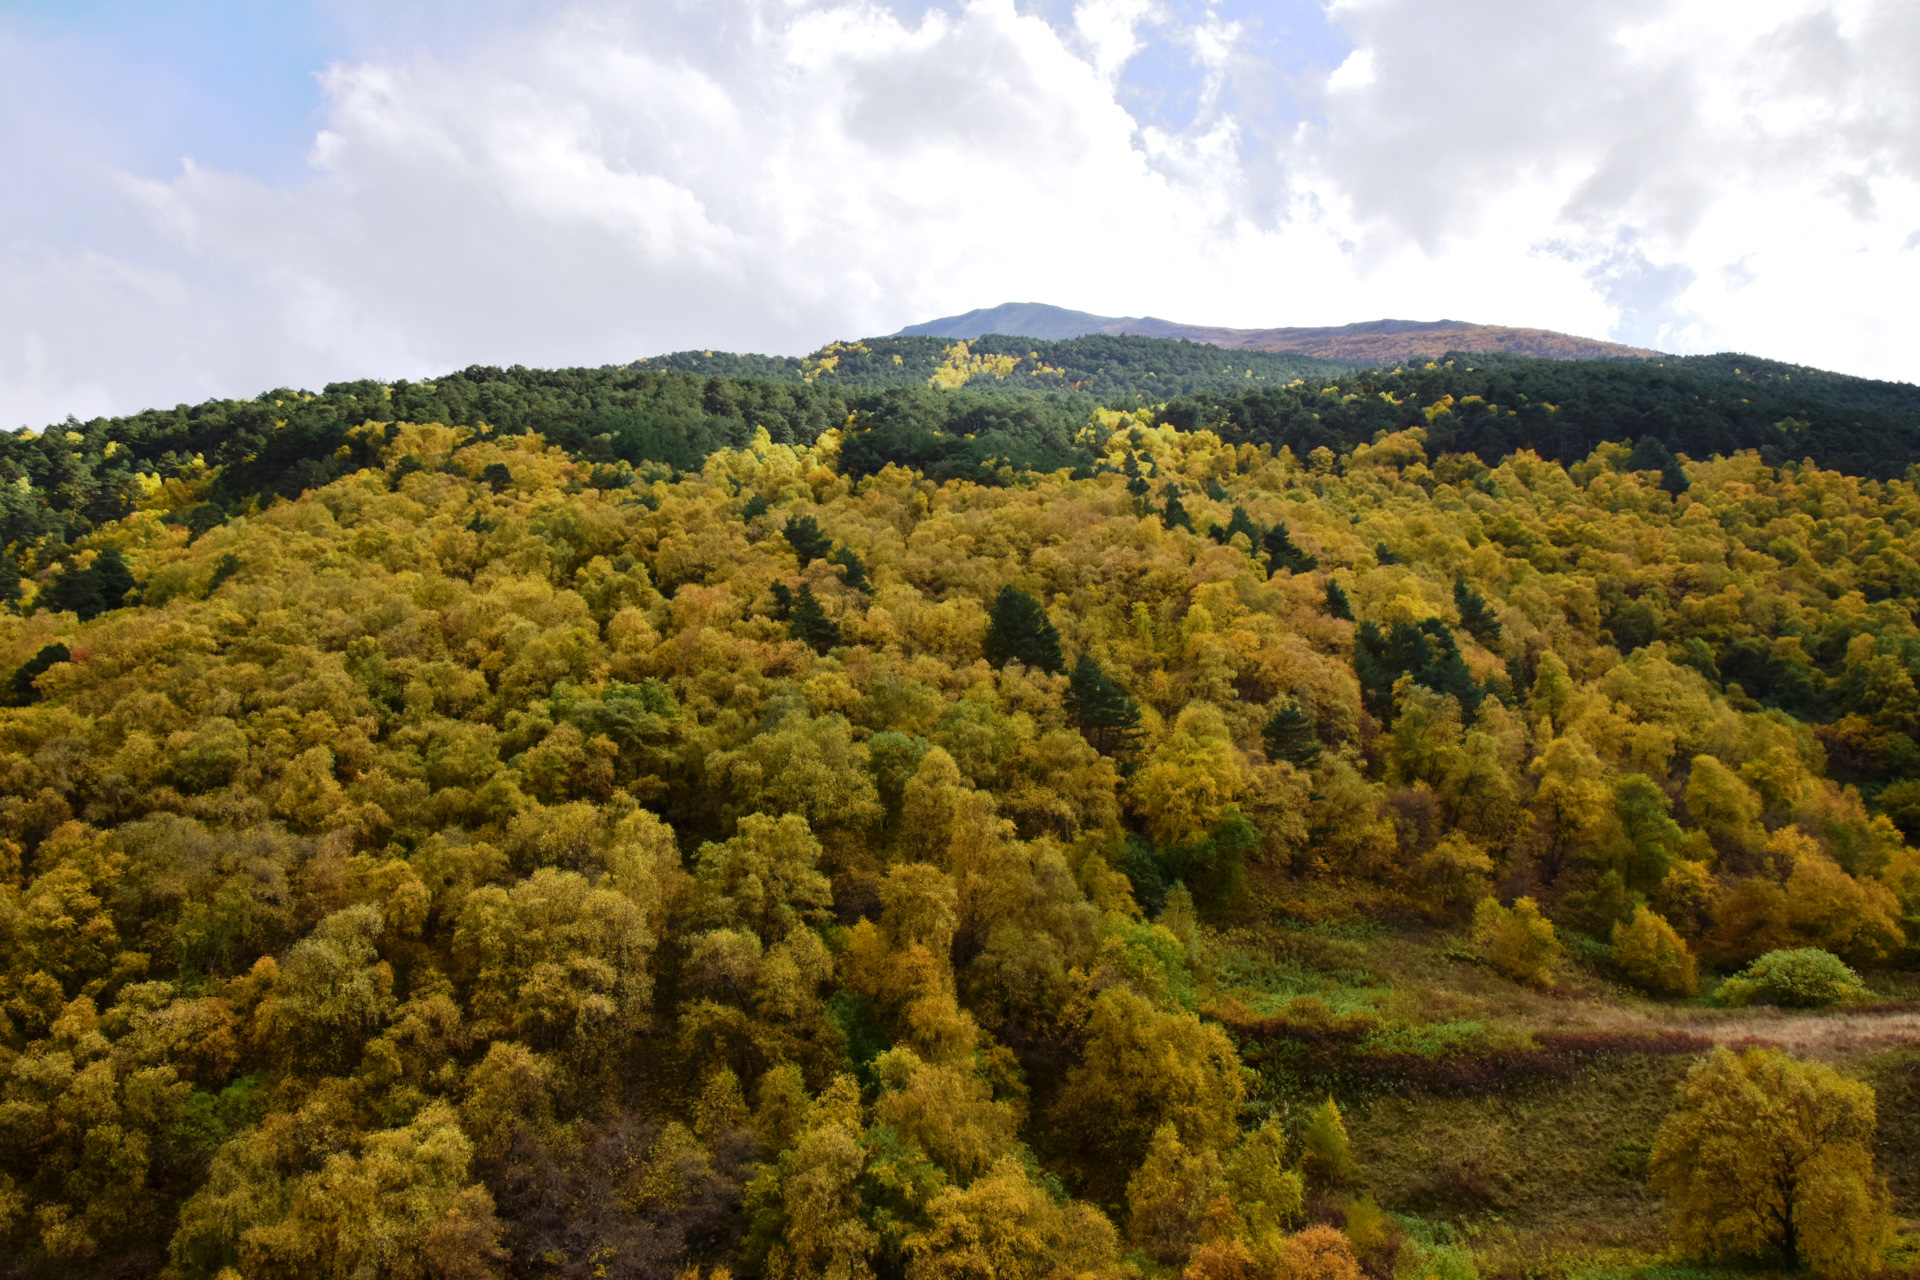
897, 301, 1659, 363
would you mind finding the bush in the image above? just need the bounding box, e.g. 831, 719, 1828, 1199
1718, 948, 1866, 1008
1612, 906, 1698, 997
1470, 896, 1561, 988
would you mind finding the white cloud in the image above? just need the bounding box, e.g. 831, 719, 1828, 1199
1, 0, 1918, 427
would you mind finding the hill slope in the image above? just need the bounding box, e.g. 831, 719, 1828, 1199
6, 396, 1920, 1276
898, 301, 1658, 361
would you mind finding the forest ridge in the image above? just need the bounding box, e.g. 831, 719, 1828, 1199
5, 337, 1920, 1277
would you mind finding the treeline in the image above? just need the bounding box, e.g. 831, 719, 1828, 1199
14, 337, 1920, 566
1161, 351, 1920, 481
648, 333, 1357, 401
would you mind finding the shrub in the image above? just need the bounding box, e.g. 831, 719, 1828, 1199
1718, 948, 1866, 1008
1612, 905, 1698, 996
1470, 896, 1560, 988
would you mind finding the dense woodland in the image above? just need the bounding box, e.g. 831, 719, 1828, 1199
7, 341, 1920, 1277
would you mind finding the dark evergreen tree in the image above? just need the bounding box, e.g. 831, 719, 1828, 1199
789, 582, 841, 654
0, 547, 19, 610
8, 642, 69, 706
768, 582, 794, 621
1353, 619, 1482, 721
1261, 703, 1321, 766
983, 585, 1064, 673
828, 545, 870, 592
1374, 541, 1402, 565
1262, 523, 1317, 574
1205, 477, 1229, 502
1110, 834, 1168, 916
481, 461, 513, 493
45, 548, 136, 621
177, 503, 227, 541
783, 514, 832, 566
1628, 435, 1691, 495
742, 492, 770, 520
1325, 579, 1354, 620
1065, 654, 1143, 754
1162, 491, 1193, 532
1212, 505, 1258, 547
1453, 577, 1503, 645
1123, 452, 1151, 505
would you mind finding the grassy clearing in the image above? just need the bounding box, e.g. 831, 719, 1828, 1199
1194, 911, 1920, 1274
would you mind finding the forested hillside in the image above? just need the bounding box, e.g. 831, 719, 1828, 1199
8, 351, 1920, 1278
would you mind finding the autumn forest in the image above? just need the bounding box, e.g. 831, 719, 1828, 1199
8, 336, 1920, 1280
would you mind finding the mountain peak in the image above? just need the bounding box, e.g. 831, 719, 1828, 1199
896, 302, 1657, 363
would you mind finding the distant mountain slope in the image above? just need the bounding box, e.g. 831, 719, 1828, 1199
897, 302, 1657, 363
896, 302, 1125, 342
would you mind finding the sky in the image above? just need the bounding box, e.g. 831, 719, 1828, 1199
1, 0, 1917, 427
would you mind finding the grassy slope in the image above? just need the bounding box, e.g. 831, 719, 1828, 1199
1191, 865, 1920, 1273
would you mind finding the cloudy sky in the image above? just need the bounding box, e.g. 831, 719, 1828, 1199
2, 0, 1917, 426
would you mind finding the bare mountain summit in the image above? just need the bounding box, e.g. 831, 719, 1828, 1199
897, 302, 1656, 363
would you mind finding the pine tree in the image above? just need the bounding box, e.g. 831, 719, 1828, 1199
1161, 491, 1193, 532
1261, 703, 1321, 766
1205, 477, 1229, 502
784, 514, 832, 566
1263, 523, 1316, 574
47, 548, 137, 621
1065, 655, 1142, 754
769, 582, 794, 621
828, 545, 870, 592
8, 642, 69, 706
983, 586, 1063, 673
1212, 506, 1258, 547
789, 583, 841, 654
742, 492, 770, 520
1374, 541, 1402, 565
1324, 579, 1354, 620
1629, 435, 1691, 495
1453, 577, 1503, 645
1354, 619, 1482, 721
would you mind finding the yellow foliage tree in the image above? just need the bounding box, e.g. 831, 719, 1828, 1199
1469, 896, 1560, 988
1650, 1047, 1891, 1278
1126, 1123, 1222, 1264
1130, 703, 1246, 845
1611, 906, 1697, 996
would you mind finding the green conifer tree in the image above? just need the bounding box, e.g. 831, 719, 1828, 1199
1263, 523, 1317, 574
1213, 506, 1258, 547
1453, 577, 1503, 645
1261, 703, 1321, 766
983, 586, 1063, 673
784, 514, 832, 566
789, 583, 841, 654
1065, 655, 1143, 754
1325, 579, 1354, 620
828, 545, 870, 592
